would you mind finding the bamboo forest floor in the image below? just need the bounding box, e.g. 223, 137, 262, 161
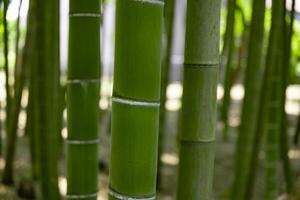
0, 83, 299, 200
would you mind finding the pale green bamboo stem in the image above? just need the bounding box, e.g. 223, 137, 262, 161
176, 1, 220, 199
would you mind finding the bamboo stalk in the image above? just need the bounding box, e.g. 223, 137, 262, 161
295, 113, 300, 145
176, 1, 220, 199
3, 0, 12, 142
264, 0, 285, 199
34, 0, 61, 198
2, 0, 24, 185
231, 0, 266, 199
109, 0, 163, 199
280, 0, 296, 194
157, 0, 176, 190
66, 0, 101, 199
220, 0, 236, 140
26, 0, 39, 181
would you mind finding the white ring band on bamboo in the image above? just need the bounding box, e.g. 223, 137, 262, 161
112, 97, 160, 107
108, 189, 156, 200
66, 139, 99, 145
69, 13, 101, 17
67, 78, 100, 84
133, 0, 164, 6
65, 192, 98, 199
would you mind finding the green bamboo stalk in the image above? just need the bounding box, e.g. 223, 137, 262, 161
280, 0, 296, 194
295, 113, 300, 145
220, 0, 236, 140
109, 0, 163, 199
2, 0, 24, 185
25, 0, 39, 182
230, 5, 248, 87
157, 0, 175, 190
176, 1, 220, 199
34, 0, 60, 198
66, 0, 101, 199
231, 0, 266, 199
3, 0, 12, 140
264, 0, 285, 199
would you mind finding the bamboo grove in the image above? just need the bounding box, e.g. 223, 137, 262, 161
0, 0, 299, 200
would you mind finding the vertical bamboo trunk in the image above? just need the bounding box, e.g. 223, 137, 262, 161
66, 0, 101, 199
157, 0, 176, 189
109, 0, 163, 199
264, 0, 285, 199
231, 5, 248, 87
176, 1, 220, 199
280, 0, 296, 194
295, 113, 300, 145
3, 0, 12, 140
26, 0, 39, 180
220, 0, 236, 140
231, 0, 266, 199
34, 0, 60, 198
2, 0, 24, 185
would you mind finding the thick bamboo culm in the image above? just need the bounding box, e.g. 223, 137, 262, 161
231, 0, 266, 199
176, 1, 220, 200
66, 0, 101, 200
109, 0, 163, 199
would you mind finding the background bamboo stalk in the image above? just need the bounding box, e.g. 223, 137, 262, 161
280, 0, 296, 194
2, 0, 24, 185
34, 0, 61, 198
176, 0, 220, 199
66, 0, 101, 199
157, 0, 176, 190
231, 0, 266, 199
220, 0, 236, 140
109, 0, 163, 199
3, 0, 12, 143
264, 0, 285, 198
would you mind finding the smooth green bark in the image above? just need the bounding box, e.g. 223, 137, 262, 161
26, 0, 40, 182
176, 1, 220, 200
34, 0, 61, 198
2, 0, 24, 185
66, 0, 101, 200
295, 113, 300, 145
220, 0, 236, 140
157, 0, 176, 189
280, 0, 296, 194
3, 0, 12, 143
109, 0, 163, 199
231, 0, 266, 199
264, 0, 285, 199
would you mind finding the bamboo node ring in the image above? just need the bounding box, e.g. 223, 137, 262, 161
112, 97, 160, 107
66, 139, 99, 145
65, 192, 98, 199
132, 0, 164, 6
108, 188, 156, 200
67, 78, 100, 84
69, 13, 101, 17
